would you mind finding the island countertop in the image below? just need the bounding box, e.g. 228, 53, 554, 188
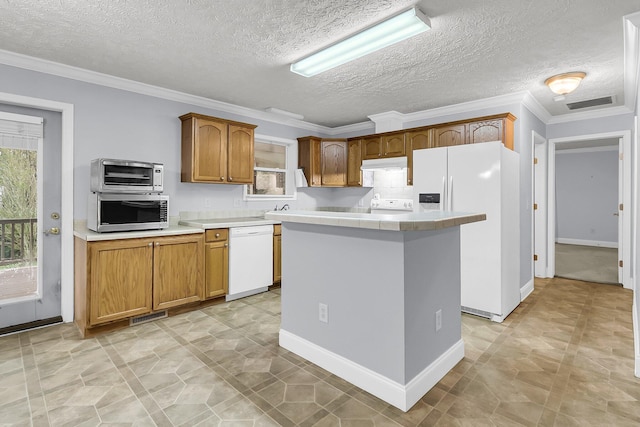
265, 209, 485, 231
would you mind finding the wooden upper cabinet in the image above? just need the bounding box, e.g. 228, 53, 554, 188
362, 136, 383, 160
347, 139, 362, 186
227, 124, 255, 184
433, 124, 467, 147
297, 136, 322, 186
298, 137, 347, 187
468, 113, 515, 150
382, 133, 405, 157
153, 234, 204, 311
180, 113, 256, 184
321, 140, 347, 186
405, 130, 432, 185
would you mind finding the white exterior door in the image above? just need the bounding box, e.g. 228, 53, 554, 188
0, 107, 62, 331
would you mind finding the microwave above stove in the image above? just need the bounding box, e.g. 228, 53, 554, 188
87, 193, 169, 233
90, 158, 163, 193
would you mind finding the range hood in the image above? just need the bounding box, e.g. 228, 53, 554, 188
361, 156, 407, 170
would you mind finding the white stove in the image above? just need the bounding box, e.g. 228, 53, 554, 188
370, 198, 414, 214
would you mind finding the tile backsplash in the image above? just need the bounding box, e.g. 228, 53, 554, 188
370, 168, 413, 199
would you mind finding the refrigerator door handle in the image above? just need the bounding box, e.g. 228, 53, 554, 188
448, 176, 454, 211
441, 176, 446, 211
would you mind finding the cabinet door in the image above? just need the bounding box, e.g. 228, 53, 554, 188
405, 130, 432, 185
433, 124, 467, 147
153, 234, 204, 310
227, 124, 255, 184
321, 140, 347, 186
193, 118, 227, 182
273, 229, 281, 283
382, 133, 405, 157
347, 139, 362, 186
204, 240, 228, 298
298, 137, 322, 187
362, 136, 382, 159
468, 119, 503, 144
89, 239, 153, 325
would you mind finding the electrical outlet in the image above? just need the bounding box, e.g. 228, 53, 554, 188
435, 309, 442, 332
233, 198, 242, 208
319, 303, 328, 323
358, 198, 364, 207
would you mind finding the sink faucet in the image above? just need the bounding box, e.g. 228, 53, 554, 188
280, 204, 290, 211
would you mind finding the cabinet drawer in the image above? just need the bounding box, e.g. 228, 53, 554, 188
205, 228, 229, 242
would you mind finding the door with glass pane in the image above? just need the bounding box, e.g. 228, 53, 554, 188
0, 107, 62, 332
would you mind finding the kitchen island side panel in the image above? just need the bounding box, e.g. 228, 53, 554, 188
280, 222, 407, 383
403, 227, 461, 381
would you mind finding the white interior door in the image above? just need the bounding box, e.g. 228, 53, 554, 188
618, 139, 623, 283
0, 106, 62, 332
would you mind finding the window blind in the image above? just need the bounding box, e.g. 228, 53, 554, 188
0, 112, 43, 151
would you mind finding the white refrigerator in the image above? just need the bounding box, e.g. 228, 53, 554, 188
412, 141, 520, 322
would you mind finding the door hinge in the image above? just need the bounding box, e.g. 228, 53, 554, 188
533, 203, 538, 210
619, 203, 623, 211
533, 157, 538, 164
619, 152, 623, 160
619, 260, 623, 268
534, 254, 538, 261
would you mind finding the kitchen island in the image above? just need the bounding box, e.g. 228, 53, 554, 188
264, 209, 485, 411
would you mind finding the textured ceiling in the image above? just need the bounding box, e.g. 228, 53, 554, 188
1, 0, 639, 127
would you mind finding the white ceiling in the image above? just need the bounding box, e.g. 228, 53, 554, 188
1, 0, 639, 127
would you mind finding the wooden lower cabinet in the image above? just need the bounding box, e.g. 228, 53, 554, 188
153, 234, 204, 310
204, 229, 229, 299
273, 225, 282, 283
87, 238, 154, 326
75, 233, 204, 337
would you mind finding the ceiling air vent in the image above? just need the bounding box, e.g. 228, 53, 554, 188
566, 96, 613, 110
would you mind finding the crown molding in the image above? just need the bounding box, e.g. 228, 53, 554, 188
325, 121, 375, 136
401, 92, 536, 124
0, 49, 335, 134
546, 105, 633, 125
521, 92, 552, 123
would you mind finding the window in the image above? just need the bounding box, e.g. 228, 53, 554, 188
245, 136, 296, 200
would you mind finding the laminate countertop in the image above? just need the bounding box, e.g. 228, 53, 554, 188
265, 210, 485, 231
73, 224, 203, 242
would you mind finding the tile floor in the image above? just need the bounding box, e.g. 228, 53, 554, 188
1, 277, 638, 426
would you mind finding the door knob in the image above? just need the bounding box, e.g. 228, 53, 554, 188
44, 227, 60, 235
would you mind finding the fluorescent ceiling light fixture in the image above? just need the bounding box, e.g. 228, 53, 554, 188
290, 7, 431, 77
544, 72, 586, 95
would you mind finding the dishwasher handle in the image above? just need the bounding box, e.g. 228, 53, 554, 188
229, 225, 274, 237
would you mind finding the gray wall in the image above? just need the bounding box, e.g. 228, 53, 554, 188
0, 63, 328, 218
556, 149, 618, 245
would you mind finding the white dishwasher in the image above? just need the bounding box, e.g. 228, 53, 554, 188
227, 224, 274, 301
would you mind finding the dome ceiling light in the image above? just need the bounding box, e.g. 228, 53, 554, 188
544, 72, 587, 95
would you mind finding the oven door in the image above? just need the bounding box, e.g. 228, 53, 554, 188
92, 193, 169, 232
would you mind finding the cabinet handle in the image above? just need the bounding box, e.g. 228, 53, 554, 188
229, 177, 233, 181
148, 243, 153, 247
221, 176, 225, 181
224, 243, 228, 247
215, 233, 220, 238
155, 242, 160, 247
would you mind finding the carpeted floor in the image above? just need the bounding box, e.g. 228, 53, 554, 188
555, 243, 619, 284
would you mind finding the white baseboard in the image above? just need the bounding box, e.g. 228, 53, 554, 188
521, 279, 534, 302
279, 329, 464, 412
556, 238, 617, 248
